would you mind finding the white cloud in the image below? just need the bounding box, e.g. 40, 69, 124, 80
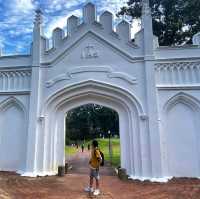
0, 0, 35, 41
43, 0, 83, 13
1, 0, 140, 54
97, 0, 128, 14
0, 36, 5, 48
6, 0, 36, 15
14, 0, 35, 13
44, 9, 82, 38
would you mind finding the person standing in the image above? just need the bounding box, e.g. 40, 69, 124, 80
84, 140, 102, 196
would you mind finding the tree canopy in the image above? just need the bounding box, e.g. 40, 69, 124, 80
65, 104, 119, 144
118, 0, 200, 46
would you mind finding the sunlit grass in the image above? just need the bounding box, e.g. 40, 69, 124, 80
65, 145, 78, 156
65, 138, 121, 167
87, 138, 121, 167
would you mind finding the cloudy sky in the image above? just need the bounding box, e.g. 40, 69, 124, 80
0, 0, 140, 55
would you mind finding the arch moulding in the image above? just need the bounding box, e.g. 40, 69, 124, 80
32, 80, 154, 178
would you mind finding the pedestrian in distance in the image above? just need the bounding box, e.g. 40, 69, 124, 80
75, 141, 79, 149
81, 143, 84, 152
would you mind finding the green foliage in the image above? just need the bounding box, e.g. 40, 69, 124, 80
118, 0, 200, 46
65, 104, 119, 143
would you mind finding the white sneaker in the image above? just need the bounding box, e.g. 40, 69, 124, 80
93, 189, 100, 196
84, 187, 94, 192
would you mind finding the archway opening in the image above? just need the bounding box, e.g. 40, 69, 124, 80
64, 103, 121, 174
43, 81, 145, 177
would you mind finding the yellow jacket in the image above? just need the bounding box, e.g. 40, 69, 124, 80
89, 148, 101, 169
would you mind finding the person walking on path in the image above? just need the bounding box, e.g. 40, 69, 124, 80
87, 144, 90, 151
75, 141, 79, 149
81, 143, 84, 152
84, 140, 102, 196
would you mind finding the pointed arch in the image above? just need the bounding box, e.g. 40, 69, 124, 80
44, 80, 145, 116
162, 92, 200, 177
0, 96, 27, 172
163, 92, 200, 113
0, 97, 27, 116
39, 79, 152, 178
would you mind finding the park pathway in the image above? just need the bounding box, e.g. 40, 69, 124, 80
66, 149, 115, 176
0, 151, 199, 198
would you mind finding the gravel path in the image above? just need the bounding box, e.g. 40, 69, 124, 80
66, 150, 115, 176
0, 151, 199, 198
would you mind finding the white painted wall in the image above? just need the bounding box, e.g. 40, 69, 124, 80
0, 2, 199, 180
166, 102, 199, 177
0, 97, 28, 171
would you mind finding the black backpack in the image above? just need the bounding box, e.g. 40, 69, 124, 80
99, 150, 104, 166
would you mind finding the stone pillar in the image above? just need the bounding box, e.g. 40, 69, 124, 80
25, 9, 44, 175
142, 0, 162, 178
139, 116, 152, 177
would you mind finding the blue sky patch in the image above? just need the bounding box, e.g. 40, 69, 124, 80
0, 0, 139, 55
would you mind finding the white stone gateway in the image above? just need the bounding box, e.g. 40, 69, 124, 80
0, 1, 200, 180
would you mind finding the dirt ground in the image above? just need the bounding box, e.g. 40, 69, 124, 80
0, 151, 199, 199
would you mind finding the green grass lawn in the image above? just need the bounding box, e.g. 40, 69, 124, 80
65, 138, 121, 167
65, 145, 78, 156
87, 138, 121, 167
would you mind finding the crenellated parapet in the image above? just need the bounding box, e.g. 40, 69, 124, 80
99, 11, 113, 33
67, 15, 79, 37
83, 2, 96, 24
116, 20, 131, 42
42, 2, 133, 53
52, 28, 64, 48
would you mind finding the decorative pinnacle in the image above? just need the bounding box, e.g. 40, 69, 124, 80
142, 0, 151, 16
141, 0, 151, 28
34, 8, 43, 26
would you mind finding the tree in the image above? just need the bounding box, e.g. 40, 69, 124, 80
118, 0, 200, 46
65, 104, 119, 144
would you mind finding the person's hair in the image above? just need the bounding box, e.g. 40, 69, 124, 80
92, 140, 98, 148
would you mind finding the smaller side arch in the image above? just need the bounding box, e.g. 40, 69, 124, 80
163, 92, 200, 113
162, 92, 200, 177
0, 97, 27, 115
0, 96, 28, 172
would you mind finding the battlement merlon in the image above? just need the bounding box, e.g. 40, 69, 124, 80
40, 2, 134, 52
